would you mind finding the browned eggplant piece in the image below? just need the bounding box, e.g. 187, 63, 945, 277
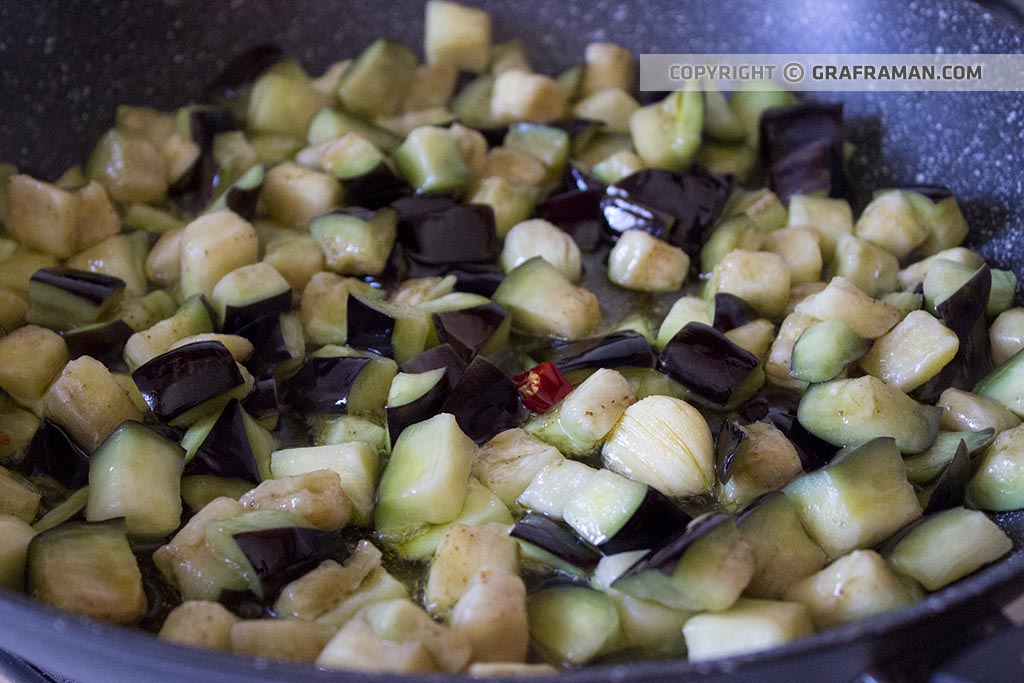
764, 409, 837, 473
132, 341, 243, 422
607, 167, 732, 254
399, 343, 468, 393
440, 356, 523, 444
25, 419, 91, 489
921, 440, 971, 514
599, 194, 676, 242
61, 320, 134, 369
914, 264, 993, 403
431, 302, 509, 361
657, 323, 758, 406
398, 203, 497, 267
233, 314, 295, 377
182, 399, 262, 484
232, 526, 349, 602
535, 189, 605, 252
222, 290, 292, 336
712, 293, 761, 333
511, 514, 603, 573
538, 331, 656, 375
241, 376, 279, 427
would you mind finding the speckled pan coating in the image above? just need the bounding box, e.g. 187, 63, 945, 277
0, 2, 1022, 682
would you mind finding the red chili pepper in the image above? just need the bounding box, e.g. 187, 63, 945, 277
512, 362, 573, 413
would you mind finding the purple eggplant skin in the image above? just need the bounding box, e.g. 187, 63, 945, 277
540, 331, 656, 375
922, 440, 972, 515
385, 371, 449, 447
560, 164, 606, 194
344, 163, 412, 210
608, 168, 732, 255
473, 126, 509, 148
768, 138, 847, 201
224, 181, 263, 221
715, 420, 748, 483
232, 314, 294, 377
390, 194, 457, 222
657, 322, 759, 407
281, 355, 373, 414
31, 268, 126, 306
232, 526, 349, 603
242, 376, 279, 425
183, 399, 263, 483
599, 194, 676, 242
399, 344, 468, 393
132, 341, 244, 422
24, 419, 91, 489
204, 44, 284, 101
615, 513, 733, 580
431, 302, 509, 362
914, 264, 993, 403
535, 189, 605, 252
397, 203, 497, 266
61, 320, 134, 369
759, 102, 844, 165
900, 184, 953, 204
510, 514, 603, 572
447, 264, 505, 298
548, 117, 605, 142
600, 487, 693, 555
222, 289, 292, 336
712, 293, 761, 333
346, 294, 398, 359
765, 409, 837, 472
440, 356, 524, 444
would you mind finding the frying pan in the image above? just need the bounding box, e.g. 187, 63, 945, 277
0, 1, 1022, 681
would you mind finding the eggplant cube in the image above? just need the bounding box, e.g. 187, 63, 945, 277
424, 1, 492, 73
784, 438, 922, 558
375, 413, 476, 539
5, 175, 79, 258
473, 428, 564, 508
179, 210, 259, 300
311, 208, 398, 277
131, 341, 244, 424
45, 356, 144, 452
424, 521, 518, 615
490, 70, 567, 125
0, 514, 36, 591
682, 598, 814, 662
0, 324, 69, 402
260, 161, 342, 228
493, 257, 601, 340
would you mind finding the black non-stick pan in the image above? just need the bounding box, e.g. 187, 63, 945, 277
0, 1, 1022, 682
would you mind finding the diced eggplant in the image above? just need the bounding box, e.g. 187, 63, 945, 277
540, 331, 656, 376
0, 514, 35, 591
180, 476, 255, 513
717, 422, 803, 508
431, 302, 510, 362
535, 188, 606, 252
707, 249, 791, 321
307, 106, 403, 152
832, 234, 899, 298
374, 413, 476, 540
784, 550, 922, 629
311, 207, 398, 277
283, 347, 397, 416
493, 257, 601, 340
393, 126, 469, 195
86, 129, 168, 204
975, 348, 1024, 419
759, 102, 846, 200
658, 322, 759, 407
27, 268, 126, 331
904, 428, 993, 486
798, 376, 941, 454
132, 340, 244, 423
793, 277, 900, 340
613, 514, 754, 612
205, 44, 285, 109
607, 229, 691, 293
271, 442, 380, 526
518, 459, 597, 521
24, 419, 91, 489
599, 194, 675, 243
563, 469, 691, 554
711, 293, 760, 333
397, 202, 497, 267
386, 369, 449, 447
28, 520, 147, 624
346, 294, 429, 363
608, 167, 731, 255
211, 262, 292, 334
913, 264, 992, 402
241, 375, 279, 429
440, 356, 523, 444
629, 87, 703, 173
888, 507, 1012, 591
763, 409, 837, 473
918, 440, 971, 514
338, 39, 417, 119
0, 468, 41, 523
967, 423, 1024, 511
231, 524, 348, 603
123, 295, 213, 369
683, 598, 814, 662
60, 320, 134, 369
511, 514, 602, 575
490, 70, 568, 125
181, 399, 272, 484
400, 343, 468, 392
790, 319, 871, 384
527, 584, 621, 666
232, 312, 303, 376
85, 421, 184, 539
783, 438, 922, 558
